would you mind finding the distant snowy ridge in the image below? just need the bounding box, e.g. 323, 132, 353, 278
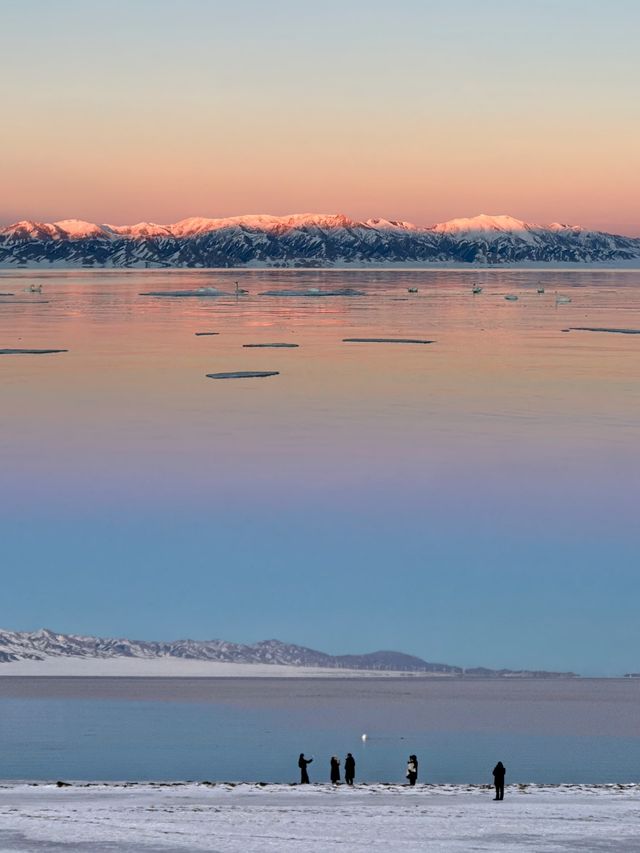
1, 213, 638, 267
0, 628, 575, 677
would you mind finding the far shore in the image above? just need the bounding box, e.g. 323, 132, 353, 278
2, 259, 640, 271
0, 658, 457, 678
0, 656, 592, 681
0, 658, 584, 678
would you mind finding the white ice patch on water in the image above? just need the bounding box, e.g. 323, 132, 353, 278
259, 288, 365, 297
139, 288, 230, 297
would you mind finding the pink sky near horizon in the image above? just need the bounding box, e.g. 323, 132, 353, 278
2, 114, 639, 235
1, 1, 639, 236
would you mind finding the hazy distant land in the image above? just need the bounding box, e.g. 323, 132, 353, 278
0, 628, 576, 678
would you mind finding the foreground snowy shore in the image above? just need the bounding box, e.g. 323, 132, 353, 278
1, 782, 638, 852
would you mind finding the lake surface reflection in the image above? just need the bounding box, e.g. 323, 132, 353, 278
1, 676, 639, 784
1, 268, 639, 676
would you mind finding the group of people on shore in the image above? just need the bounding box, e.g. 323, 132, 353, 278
298, 753, 507, 798
298, 753, 356, 786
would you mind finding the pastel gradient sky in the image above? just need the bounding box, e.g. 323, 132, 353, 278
1, 0, 639, 233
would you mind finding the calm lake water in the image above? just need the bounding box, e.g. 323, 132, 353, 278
1, 676, 640, 784
1, 270, 639, 703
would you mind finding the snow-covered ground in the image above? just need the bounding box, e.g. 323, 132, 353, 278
0, 782, 638, 851
0, 657, 440, 678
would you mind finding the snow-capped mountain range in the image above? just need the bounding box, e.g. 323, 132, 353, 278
0, 213, 638, 267
0, 628, 575, 677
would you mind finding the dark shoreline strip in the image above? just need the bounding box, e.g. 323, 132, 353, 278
7, 780, 638, 791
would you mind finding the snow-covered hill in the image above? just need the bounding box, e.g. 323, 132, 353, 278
0, 628, 575, 677
0, 628, 457, 673
0, 213, 638, 267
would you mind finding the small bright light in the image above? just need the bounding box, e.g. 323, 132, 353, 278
361, 733, 368, 741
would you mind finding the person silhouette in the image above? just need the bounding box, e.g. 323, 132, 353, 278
330, 755, 340, 784
298, 753, 313, 784
492, 761, 506, 800
406, 754, 418, 786
344, 753, 355, 785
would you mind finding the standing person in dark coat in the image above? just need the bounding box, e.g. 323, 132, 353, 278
492, 761, 506, 800
406, 754, 418, 786
298, 753, 313, 784
330, 755, 341, 784
344, 753, 356, 786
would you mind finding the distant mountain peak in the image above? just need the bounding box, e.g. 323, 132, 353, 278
433, 214, 531, 233
1, 212, 638, 267
0, 627, 577, 677
52, 219, 107, 238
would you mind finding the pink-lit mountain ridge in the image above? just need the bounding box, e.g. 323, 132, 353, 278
1, 213, 638, 267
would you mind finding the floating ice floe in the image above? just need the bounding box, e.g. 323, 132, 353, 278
242, 343, 299, 348
566, 327, 640, 335
343, 338, 434, 345
259, 288, 365, 297
0, 348, 68, 355
139, 287, 229, 297
206, 370, 280, 379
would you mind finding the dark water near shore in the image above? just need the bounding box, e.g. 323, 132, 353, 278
1, 677, 639, 784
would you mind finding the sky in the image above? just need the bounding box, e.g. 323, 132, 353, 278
0, 0, 639, 234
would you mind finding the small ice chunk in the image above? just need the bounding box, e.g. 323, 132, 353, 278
259, 288, 365, 298
206, 370, 280, 379
140, 287, 228, 297
242, 343, 299, 348
0, 348, 68, 354
567, 327, 640, 335
342, 338, 434, 344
